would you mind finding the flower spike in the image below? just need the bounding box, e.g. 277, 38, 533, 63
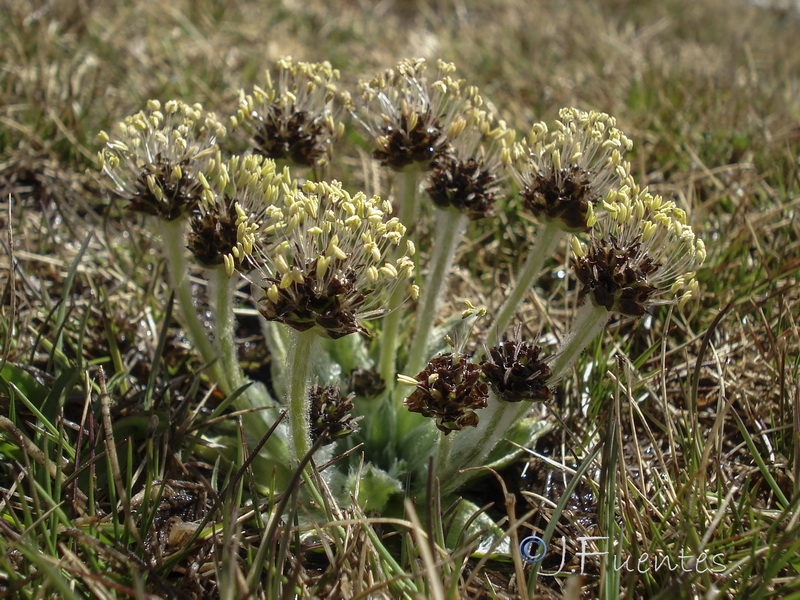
508, 107, 632, 232
425, 108, 515, 220
187, 153, 292, 275
355, 58, 480, 170
97, 100, 226, 220
572, 184, 706, 316
402, 352, 489, 435
233, 57, 349, 167
252, 180, 417, 339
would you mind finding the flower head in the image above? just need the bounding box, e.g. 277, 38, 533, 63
346, 367, 386, 398
401, 353, 488, 435
308, 382, 360, 444
425, 109, 515, 219
571, 184, 707, 316
481, 327, 551, 402
97, 99, 226, 220
187, 153, 291, 275
233, 57, 348, 168
508, 107, 632, 232
355, 58, 479, 170
252, 179, 418, 339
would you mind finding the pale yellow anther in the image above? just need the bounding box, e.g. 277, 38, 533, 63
397, 374, 419, 387
678, 290, 693, 310
280, 270, 304, 288
379, 263, 398, 279
410, 284, 420, 300
317, 256, 332, 280
552, 149, 562, 172
571, 236, 586, 258
366, 265, 379, 283
586, 204, 597, 228
275, 254, 290, 274
267, 284, 280, 303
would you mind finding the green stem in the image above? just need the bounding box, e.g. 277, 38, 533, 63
547, 301, 610, 384
483, 221, 562, 353
285, 328, 319, 466
444, 394, 528, 494
209, 266, 240, 396
405, 209, 468, 377
434, 432, 452, 480
379, 168, 420, 387
158, 218, 221, 384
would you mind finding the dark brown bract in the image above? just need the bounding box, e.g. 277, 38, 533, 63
403, 353, 488, 435
252, 107, 331, 167
426, 155, 498, 219
187, 201, 240, 267
521, 166, 593, 232
481, 335, 551, 402
308, 383, 359, 443
373, 111, 448, 170
573, 236, 658, 317
257, 261, 370, 339
127, 159, 204, 221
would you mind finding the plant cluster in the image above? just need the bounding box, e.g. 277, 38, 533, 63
95, 56, 705, 523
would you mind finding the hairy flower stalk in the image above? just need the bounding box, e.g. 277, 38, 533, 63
549, 184, 706, 382
251, 179, 417, 464
97, 100, 226, 381
233, 57, 348, 170
486, 108, 633, 351
379, 168, 421, 390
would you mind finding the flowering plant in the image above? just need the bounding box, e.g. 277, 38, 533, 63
97, 56, 704, 538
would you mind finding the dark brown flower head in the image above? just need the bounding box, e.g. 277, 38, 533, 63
308, 383, 359, 444
187, 154, 288, 275
188, 201, 239, 267
251, 107, 333, 167
258, 260, 369, 339
481, 330, 551, 402
128, 157, 204, 220
252, 180, 417, 339
346, 368, 386, 398
520, 165, 594, 232
234, 57, 348, 168
426, 155, 497, 219
573, 235, 658, 316
507, 108, 632, 233
402, 353, 488, 435
356, 58, 479, 171
571, 186, 706, 316
373, 110, 448, 169
97, 100, 225, 221
425, 110, 513, 220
